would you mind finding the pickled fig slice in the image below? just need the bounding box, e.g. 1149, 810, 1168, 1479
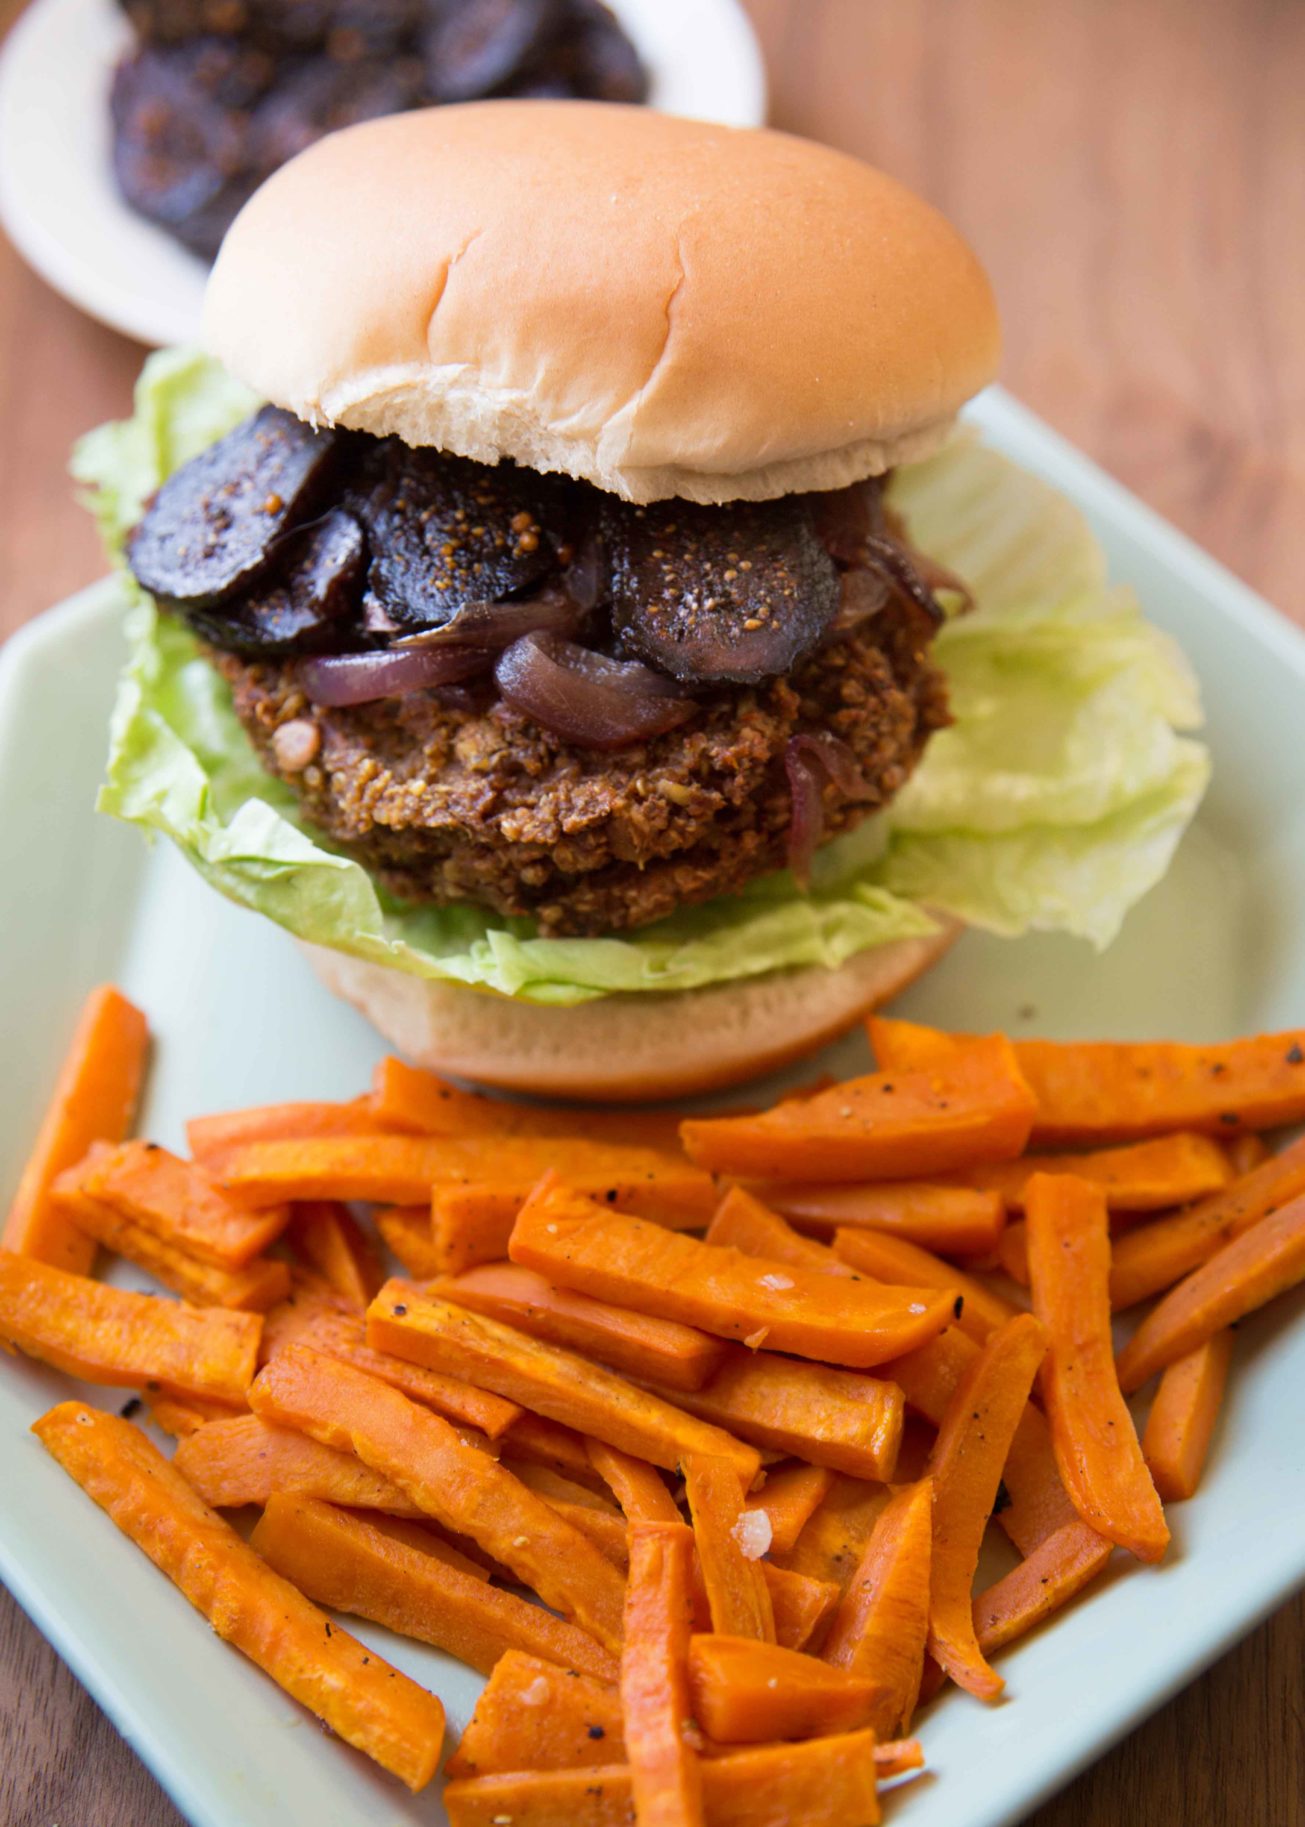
606, 496, 840, 685
424, 0, 563, 103
127, 405, 345, 607
356, 445, 566, 629
183, 508, 366, 654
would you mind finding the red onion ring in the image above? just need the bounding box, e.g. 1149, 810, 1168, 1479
860, 535, 946, 626
784, 745, 826, 887
785, 732, 878, 883
392, 585, 584, 651
495, 632, 696, 750
299, 644, 494, 706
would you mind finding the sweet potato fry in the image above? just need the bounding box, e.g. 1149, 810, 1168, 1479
510, 1461, 623, 1516
926, 1313, 1048, 1699
876, 1739, 925, 1779
705, 1187, 854, 1275
758, 1182, 1006, 1256
446, 1652, 625, 1778
868, 1017, 1305, 1142
0, 1251, 259, 1402
433, 1157, 718, 1276
681, 1037, 1035, 1182
251, 1493, 618, 1682
621, 1522, 704, 1827
373, 1205, 443, 1280
346, 1511, 492, 1583
437, 1261, 727, 1392
774, 1474, 890, 1592
1110, 1135, 1305, 1309
973, 1519, 1115, 1656
503, 1411, 607, 1488
36, 1405, 444, 1789
587, 1440, 682, 1524
267, 1297, 521, 1439
878, 1325, 1097, 1566
1142, 1330, 1234, 1501
820, 1478, 933, 1736
742, 1462, 835, 1557
372, 1055, 684, 1149
218, 1134, 448, 1205
185, 1098, 390, 1170
219, 1132, 713, 1225
963, 1133, 1233, 1213
996, 1219, 1030, 1287
249, 1344, 627, 1649
833, 1227, 1018, 1344
56, 1185, 289, 1311
67, 1141, 289, 1268
1118, 1193, 1305, 1391
1025, 1174, 1169, 1559
687, 1634, 881, 1743
510, 1179, 954, 1370
1227, 1134, 1270, 1174
444, 1731, 881, 1827
174, 1412, 424, 1515
546, 1501, 633, 1569
684, 1454, 775, 1641
4, 987, 149, 1275
368, 1283, 760, 1483
762, 1564, 841, 1654
285, 1200, 383, 1306
144, 1392, 247, 1438
651, 1346, 903, 1481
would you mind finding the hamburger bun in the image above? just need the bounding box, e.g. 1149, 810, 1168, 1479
299, 920, 960, 1103
205, 101, 1000, 505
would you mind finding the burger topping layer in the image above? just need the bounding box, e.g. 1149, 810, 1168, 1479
128, 406, 948, 708
126, 409, 955, 931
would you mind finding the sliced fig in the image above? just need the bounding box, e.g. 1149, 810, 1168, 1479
355, 445, 567, 630
606, 496, 841, 685
182, 508, 365, 654
127, 406, 346, 607
109, 43, 262, 258
560, 0, 648, 102
250, 51, 425, 169
423, 0, 564, 103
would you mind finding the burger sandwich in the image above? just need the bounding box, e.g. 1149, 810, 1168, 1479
79, 103, 1209, 1098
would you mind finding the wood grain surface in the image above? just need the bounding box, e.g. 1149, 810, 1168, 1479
1, 0, 1303, 1823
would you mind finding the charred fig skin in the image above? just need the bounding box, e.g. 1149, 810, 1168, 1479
605, 495, 841, 686
351, 444, 573, 631
126, 405, 347, 608
179, 508, 367, 656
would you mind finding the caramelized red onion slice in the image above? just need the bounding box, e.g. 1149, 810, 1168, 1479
299, 644, 494, 706
495, 632, 696, 750
392, 585, 585, 652
784, 732, 878, 885
860, 535, 947, 626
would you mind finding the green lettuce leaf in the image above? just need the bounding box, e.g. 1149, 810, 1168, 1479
77, 351, 1209, 1005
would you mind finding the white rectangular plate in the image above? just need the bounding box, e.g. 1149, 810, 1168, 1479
2, 386, 1304, 1827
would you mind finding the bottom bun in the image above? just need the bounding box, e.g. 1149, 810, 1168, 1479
299, 922, 961, 1103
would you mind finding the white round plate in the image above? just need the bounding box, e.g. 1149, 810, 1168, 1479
0, 0, 767, 349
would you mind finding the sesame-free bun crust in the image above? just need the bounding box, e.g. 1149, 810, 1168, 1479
205, 103, 999, 504
299, 923, 960, 1102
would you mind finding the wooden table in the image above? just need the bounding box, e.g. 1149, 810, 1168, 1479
1, 0, 1302, 1821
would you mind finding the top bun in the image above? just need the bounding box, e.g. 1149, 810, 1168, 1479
205, 102, 999, 504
